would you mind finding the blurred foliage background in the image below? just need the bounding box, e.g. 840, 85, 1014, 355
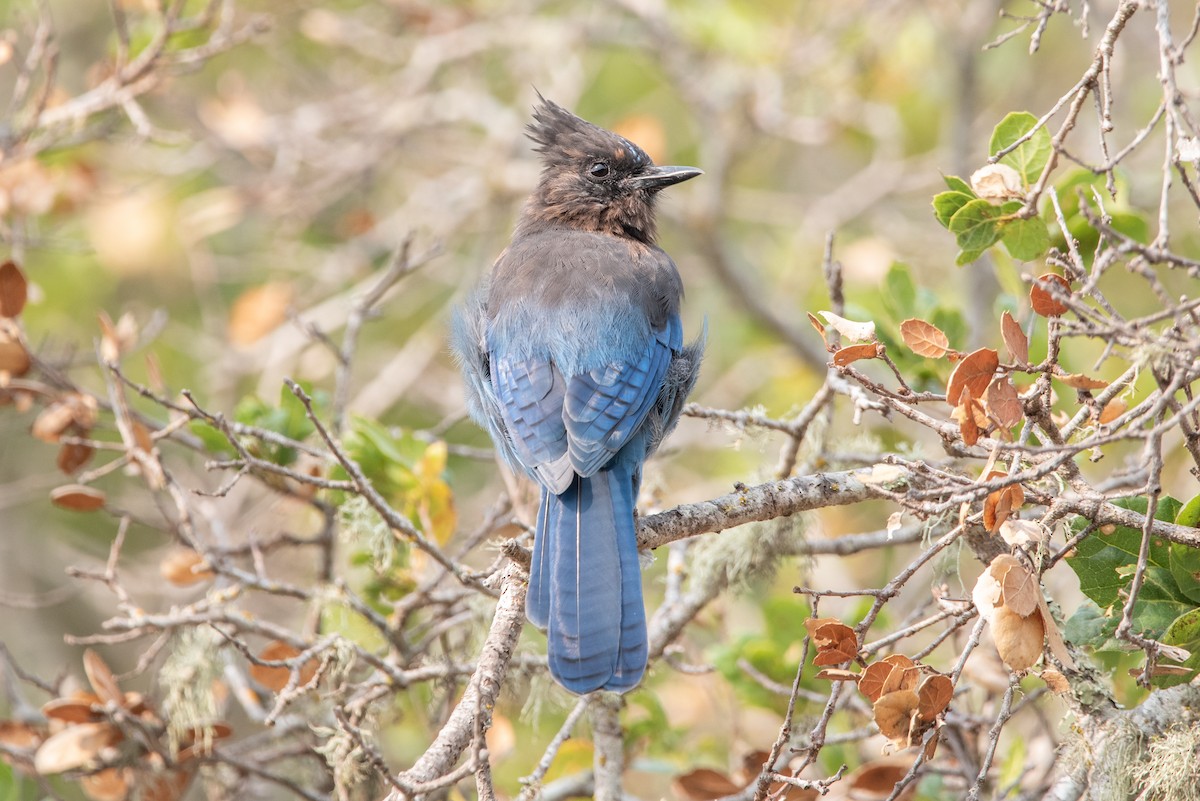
2, 0, 1200, 798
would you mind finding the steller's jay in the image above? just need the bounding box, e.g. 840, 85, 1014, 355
452, 97, 703, 694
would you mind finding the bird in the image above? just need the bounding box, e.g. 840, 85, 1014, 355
451, 96, 704, 694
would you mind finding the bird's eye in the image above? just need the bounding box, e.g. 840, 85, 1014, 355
587, 161, 610, 180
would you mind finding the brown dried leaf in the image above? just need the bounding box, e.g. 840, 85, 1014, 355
807, 312, 828, 346
999, 561, 1039, 617
0, 720, 45, 750
671, 768, 742, 800
137, 768, 194, 801
1035, 591, 1076, 669
879, 654, 916, 671
814, 668, 860, 683
33, 722, 121, 774
986, 376, 1022, 429
803, 617, 842, 641
858, 661, 894, 702
946, 347, 999, 406
983, 473, 1025, 533
0, 326, 31, 377
1099, 399, 1127, 425
992, 605, 1044, 671
1040, 668, 1070, 693
228, 282, 293, 346
812, 622, 859, 666
1000, 311, 1028, 365
32, 402, 77, 443
50, 484, 106, 512
42, 697, 101, 724
83, 650, 123, 706
160, 549, 214, 587
916, 674, 953, 721
58, 442, 95, 474
132, 420, 155, 454
899, 318, 949, 358
1030, 273, 1071, 317
846, 756, 915, 798
873, 690, 919, 749
832, 342, 883, 366
80, 766, 130, 801
952, 389, 986, 447
0, 260, 27, 318
1055, 371, 1108, 391
250, 641, 317, 692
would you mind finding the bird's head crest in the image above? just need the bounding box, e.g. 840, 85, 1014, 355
525, 93, 648, 168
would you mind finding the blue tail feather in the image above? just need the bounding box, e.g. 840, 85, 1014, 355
530, 467, 647, 694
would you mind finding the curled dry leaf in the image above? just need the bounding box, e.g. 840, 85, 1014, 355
0, 720, 45, 751
1055, 371, 1108, 391
80, 766, 130, 801
814, 668, 860, 683
982, 472, 1025, 533
250, 641, 318, 692
1030, 273, 1071, 317
841, 756, 918, 800
0, 320, 31, 377
1099, 399, 1127, 425
986, 376, 1022, 430
1035, 590, 1076, 669
916, 673, 953, 722
43, 696, 101, 724
832, 342, 883, 366
50, 484, 106, 512
83, 650, 123, 706
998, 561, 1039, 617
872, 690, 920, 751
672, 767, 742, 800
946, 347, 999, 406
992, 605, 1044, 671
160, 549, 214, 586
899, 318, 950, 358
811, 622, 858, 666
1000, 311, 1029, 365
58, 442, 95, 474
228, 282, 293, 346
817, 310, 877, 342
1040, 668, 1070, 694
951, 388, 987, 447
33, 721, 121, 775
0, 260, 28, 318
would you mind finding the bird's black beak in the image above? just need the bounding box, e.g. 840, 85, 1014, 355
627, 165, 703, 191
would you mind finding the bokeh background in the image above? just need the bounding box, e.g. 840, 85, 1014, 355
2, 1, 1199, 797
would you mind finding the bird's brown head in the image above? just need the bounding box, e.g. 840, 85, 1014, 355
522, 96, 701, 244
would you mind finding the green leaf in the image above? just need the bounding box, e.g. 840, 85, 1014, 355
948, 199, 1002, 252
1159, 608, 1200, 687
942, 174, 974, 195
1176, 494, 1200, 528
932, 191, 975, 228
189, 419, 236, 456
1067, 496, 1190, 639
882, 262, 917, 322
1000, 216, 1050, 261
1064, 600, 1118, 651
955, 247, 986, 266
989, 111, 1052, 186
